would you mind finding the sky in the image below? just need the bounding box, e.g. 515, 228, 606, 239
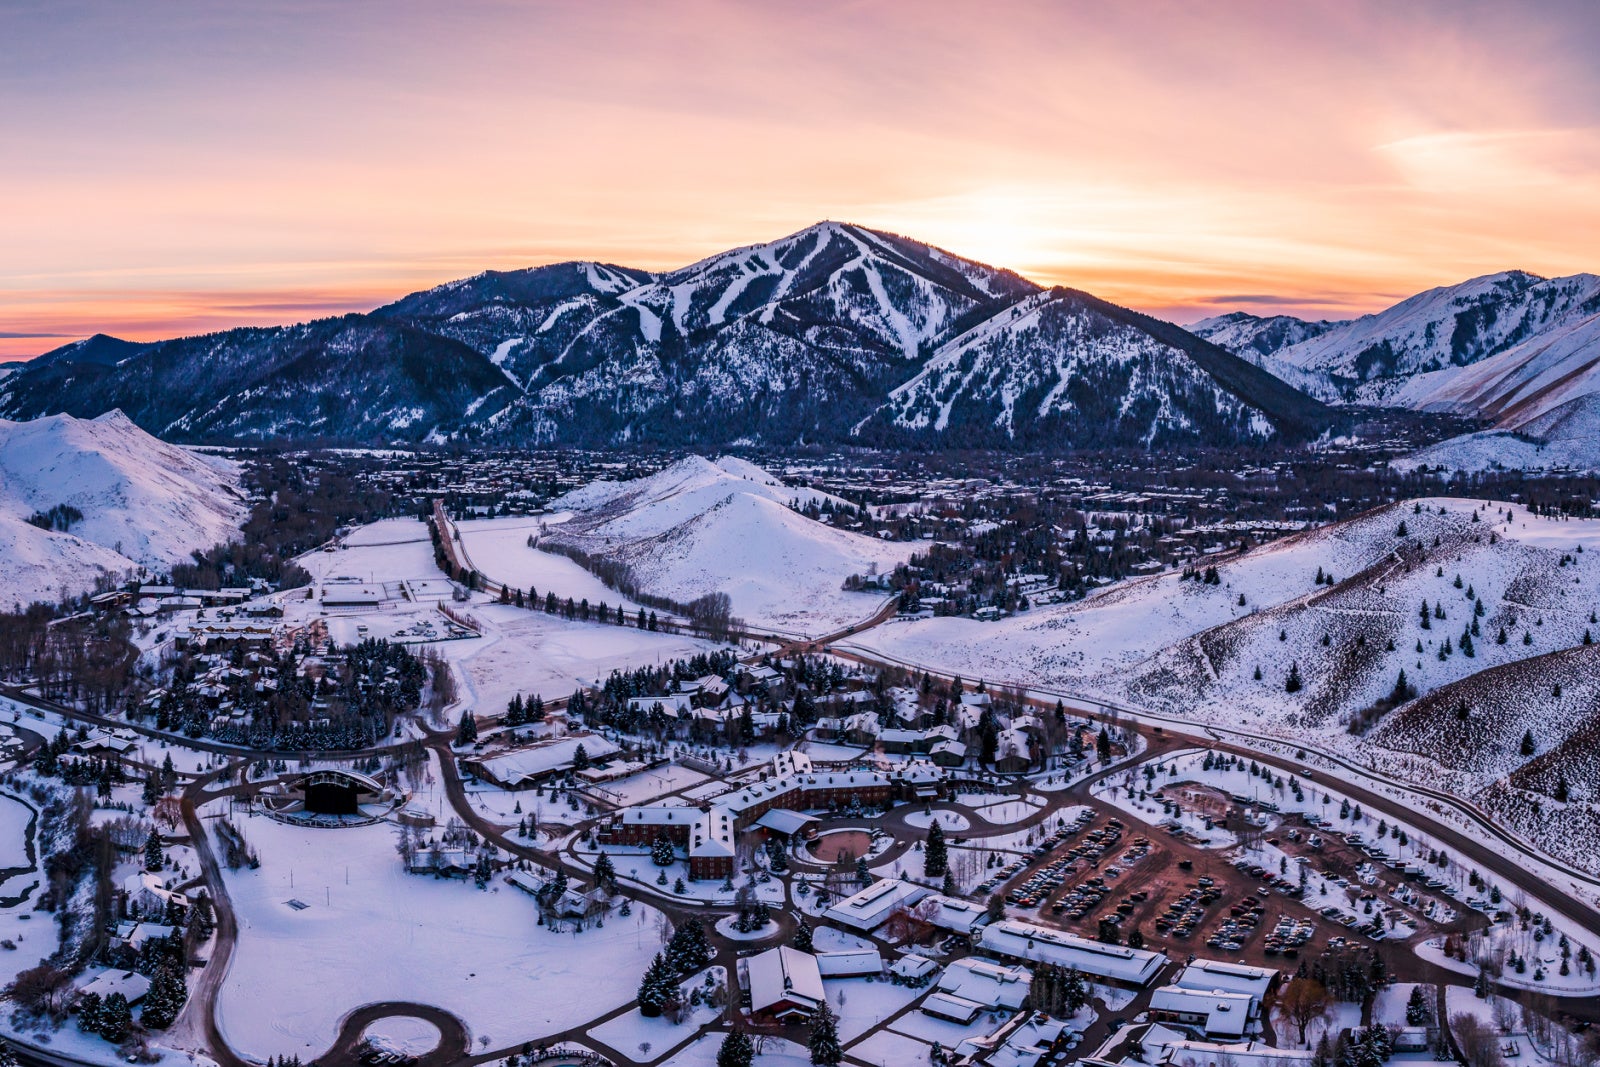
2, 0, 1598, 360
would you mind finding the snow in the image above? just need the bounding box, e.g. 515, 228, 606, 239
214, 810, 668, 1059
0, 410, 244, 605
544, 456, 911, 636
361, 1017, 442, 1055
904, 809, 971, 832
455, 516, 647, 609
658, 1034, 810, 1067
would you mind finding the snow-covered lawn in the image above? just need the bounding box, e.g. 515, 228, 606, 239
903, 809, 971, 832
362, 1017, 442, 1055
825, 977, 920, 1042
658, 1034, 810, 1067
456, 517, 649, 610
588, 967, 727, 1060
216, 810, 668, 1059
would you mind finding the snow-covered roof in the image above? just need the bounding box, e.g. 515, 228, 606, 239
467, 733, 620, 785
1174, 958, 1278, 1001
977, 920, 1166, 985
80, 969, 151, 1004
745, 946, 824, 1016
814, 947, 883, 977
920, 893, 988, 933
754, 809, 819, 836
823, 879, 930, 931
936, 957, 1031, 1010
1149, 985, 1257, 1038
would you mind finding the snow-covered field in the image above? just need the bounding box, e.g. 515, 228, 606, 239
455, 516, 647, 609
542, 456, 912, 636
215, 810, 667, 1058
0, 411, 244, 605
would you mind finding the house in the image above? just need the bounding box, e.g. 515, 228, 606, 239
742, 946, 825, 1022
79, 969, 152, 1006
1148, 985, 1258, 1039
976, 920, 1166, 987
321, 584, 384, 609
824, 879, 930, 931
930, 739, 968, 767
123, 872, 188, 915
920, 893, 989, 935
889, 954, 940, 987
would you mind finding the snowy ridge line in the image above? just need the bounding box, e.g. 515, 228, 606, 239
830, 638, 1600, 907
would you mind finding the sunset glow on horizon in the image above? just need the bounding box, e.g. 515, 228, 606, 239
3, 0, 1598, 359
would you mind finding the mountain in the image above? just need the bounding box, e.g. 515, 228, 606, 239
1, 318, 520, 442
32, 333, 151, 370
0, 222, 1335, 450
1395, 393, 1600, 473
0, 410, 246, 607
1188, 311, 1346, 359
858, 287, 1331, 448
543, 455, 912, 636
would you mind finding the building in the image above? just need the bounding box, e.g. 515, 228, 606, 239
1082, 1022, 1315, 1067
920, 893, 989, 935
926, 958, 1031, 1020
464, 733, 622, 789
321, 585, 384, 609
976, 920, 1167, 988
823, 879, 930, 932
596, 751, 944, 880
286, 768, 386, 816
951, 1011, 1072, 1067
79, 969, 152, 1006
815, 947, 883, 978
1173, 959, 1278, 1002
742, 946, 825, 1022
1148, 985, 1258, 1039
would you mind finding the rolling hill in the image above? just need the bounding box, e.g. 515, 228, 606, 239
0, 410, 246, 606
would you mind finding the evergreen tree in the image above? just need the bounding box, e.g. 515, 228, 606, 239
650, 830, 676, 867
637, 952, 678, 1017
667, 917, 712, 973
593, 851, 618, 891
140, 963, 188, 1029
792, 918, 814, 952
1285, 662, 1304, 693
98, 992, 132, 1042
1404, 985, 1430, 1026
923, 822, 948, 878
455, 713, 478, 746
717, 1030, 754, 1067
1096, 725, 1111, 761
144, 829, 165, 871
1520, 730, 1536, 757
809, 1002, 843, 1067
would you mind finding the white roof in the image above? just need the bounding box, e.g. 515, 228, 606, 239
469, 733, 620, 784
824, 879, 930, 931
937, 957, 1031, 1010
1142, 1025, 1316, 1066
815, 947, 883, 977
1174, 959, 1278, 1001
80, 969, 151, 1004
921, 893, 988, 933
977, 920, 1166, 985
745, 946, 824, 1015
1149, 985, 1256, 1038
922, 991, 984, 1023
754, 809, 819, 836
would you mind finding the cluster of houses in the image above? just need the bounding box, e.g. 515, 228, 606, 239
90, 583, 263, 618
731, 874, 1300, 1067
140, 653, 285, 733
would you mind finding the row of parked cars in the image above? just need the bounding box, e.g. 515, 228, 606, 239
976, 810, 1097, 900
1264, 915, 1316, 956
1154, 878, 1223, 938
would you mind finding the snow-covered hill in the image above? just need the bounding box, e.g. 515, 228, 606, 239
0, 411, 245, 606
1396, 393, 1600, 473
542, 456, 912, 636
1188, 311, 1347, 360
850, 498, 1600, 867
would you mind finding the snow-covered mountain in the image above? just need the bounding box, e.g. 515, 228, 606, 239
1188, 311, 1347, 359
859, 288, 1327, 448
0, 223, 1335, 450
0, 411, 246, 607
543, 455, 913, 636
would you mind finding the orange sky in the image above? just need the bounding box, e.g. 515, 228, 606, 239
3, 1, 1598, 360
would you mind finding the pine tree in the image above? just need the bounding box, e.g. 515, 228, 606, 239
717, 1030, 754, 1067
637, 952, 678, 1017
809, 1002, 843, 1067
594, 851, 617, 891
923, 822, 948, 878
144, 829, 165, 872
1405, 985, 1430, 1026
455, 713, 478, 746
98, 991, 132, 1041
792, 918, 814, 952
651, 830, 676, 866
1521, 730, 1536, 757
1096, 725, 1111, 761
140, 963, 188, 1029
1285, 662, 1303, 693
